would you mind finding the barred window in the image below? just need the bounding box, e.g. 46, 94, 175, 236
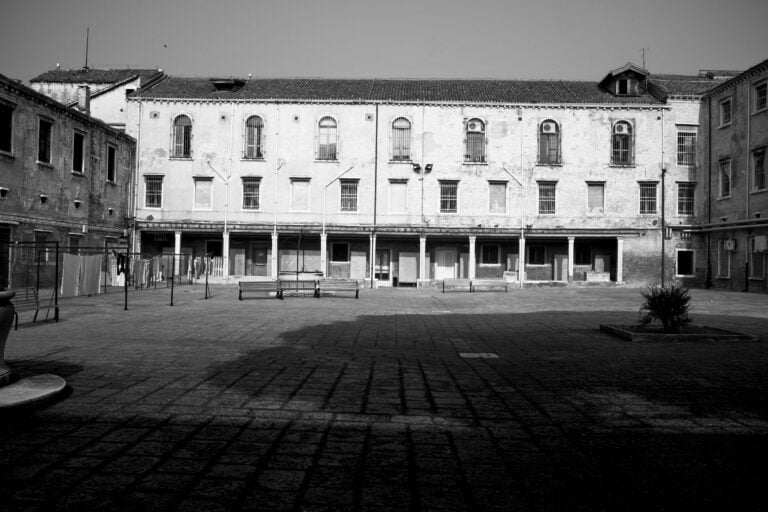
719, 98, 732, 126
753, 148, 766, 191
340, 179, 358, 212
38, 118, 52, 164
538, 120, 560, 164
107, 145, 116, 182
391, 117, 411, 161
677, 182, 695, 215
145, 176, 163, 208
440, 181, 458, 213
639, 182, 657, 214
244, 116, 264, 159
73, 131, 84, 173
538, 182, 556, 214
611, 121, 633, 165
719, 158, 731, 197
481, 245, 500, 265
172, 115, 192, 158
676, 132, 696, 166
318, 116, 337, 160
464, 118, 485, 163
242, 177, 260, 209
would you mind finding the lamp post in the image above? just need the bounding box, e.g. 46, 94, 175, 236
502, 165, 525, 288
412, 163, 432, 229
321, 165, 355, 277
207, 160, 230, 277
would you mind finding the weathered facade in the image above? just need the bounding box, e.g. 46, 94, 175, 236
122, 63, 737, 287
0, 73, 135, 289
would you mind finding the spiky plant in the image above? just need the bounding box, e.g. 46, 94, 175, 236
639, 285, 692, 333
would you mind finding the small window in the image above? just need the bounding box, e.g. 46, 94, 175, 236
72, 131, 85, 173
538, 182, 556, 215
440, 181, 458, 213
389, 180, 407, 213
391, 117, 411, 161
754, 81, 766, 113
107, 145, 117, 182
68, 235, 81, 255
719, 98, 732, 127
242, 177, 260, 209
172, 114, 192, 158
717, 239, 730, 278
38, 118, 53, 164
616, 78, 636, 96
317, 116, 337, 160
677, 183, 695, 215
538, 120, 560, 164
244, 116, 264, 159
753, 148, 766, 191
340, 179, 358, 212
676, 250, 695, 276
611, 121, 633, 165
639, 182, 657, 214
331, 243, 350, 262
464, 118, 486, 163
676, 132, 696, 166
0, 101, 13, 153
488, 181, 506, 214
145, 176, 163, 208
290, 178, 310, 211
587, 183, 604, 214
719, 158, 731, 198
528, 246, 546, 265
481, 245, 500, 265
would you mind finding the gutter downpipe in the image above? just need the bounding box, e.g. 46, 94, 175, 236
502, 165, 524, 289
131, 100, 142, 255
745, 84, 752, 291
519, 107, 525, 286
371, 103, 379, 289
661, 108, 666, 287
706, 97, 713, 288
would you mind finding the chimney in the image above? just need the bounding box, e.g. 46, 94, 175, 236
77, 85, 91, 114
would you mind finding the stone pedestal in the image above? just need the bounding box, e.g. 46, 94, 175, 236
0, 290, 16, 386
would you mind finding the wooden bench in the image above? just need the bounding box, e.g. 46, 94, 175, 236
442, 279, 472, 293
12, 287, 41, 329
239, 280, 282, 300
471, 279, 508, 292
278, 279, 317, 297
316, 279, 359, 298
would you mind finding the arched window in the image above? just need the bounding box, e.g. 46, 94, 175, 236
317, 116, 337, 160
244, 116, 264, 159
612, 121, 633, 165
538, 120, 560, 164
464, 118, 485, 163
391, 117, 411, 161
172, 114, 192, 158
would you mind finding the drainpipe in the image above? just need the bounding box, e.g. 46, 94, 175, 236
660, 108, 666, 287
745, 83, 752, 291
372, 104, 379, 288
131, 100, 142, 255
502, 165, 524, 289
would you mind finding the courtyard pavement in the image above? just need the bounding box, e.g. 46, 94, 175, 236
1, 284, 768, 511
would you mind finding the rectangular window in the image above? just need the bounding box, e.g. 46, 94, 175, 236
587, 182, 604, 214
488, 181, 506, 214
242, 177, 260, 209
676, 250, 695, 276
290, 179, 310, 212
677, 182, 695, 215
749, 237, 766, 278
0, 101, 12, 153
481, 245, 500, 265
72, 131, 84, 173
331, 243, 350, 262
194, 178, 213, 209
676, 132, 696, 166
639, 182, 657, 214
717, 239, 730, 278
753, 148, 766, 191
528, 246, 546, 265
754, 81, 767, 113
719, 158, 731, 197
38, 118, 52, 164
389, 180, 407, 213
538, 182, 556, 214
719, 98, 732, 127
440, 181, 458, 213
340, 179, 358, 212
34, 231, 51, 263
145, 176, 163, 208
68, 235, 81, 255
107, 145, 116, 182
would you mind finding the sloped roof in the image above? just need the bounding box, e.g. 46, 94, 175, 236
132, 76, 665, 105
646, 74, 729, 97
31, 68, 163, 85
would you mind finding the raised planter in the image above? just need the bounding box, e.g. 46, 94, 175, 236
599, 324, 759, 343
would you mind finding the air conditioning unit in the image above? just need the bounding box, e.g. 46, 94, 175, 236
614, 123, 628, 133
754, 235, 767, 252
724, 239, 736, 251
467, 121, 484, 132
541, 122, 557, 133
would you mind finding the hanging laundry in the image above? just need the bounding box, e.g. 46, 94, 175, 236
80, 254, 101, 295
60, 253, 81, 298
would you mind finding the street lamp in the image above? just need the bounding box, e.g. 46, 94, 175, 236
207, 160, 231, 276
412, 163, 432, 228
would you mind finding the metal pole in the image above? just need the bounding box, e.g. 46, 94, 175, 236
170, 253, 175, 306
54, 241, 59, 321
123, 245, 129, 311
661, 168, 666, 287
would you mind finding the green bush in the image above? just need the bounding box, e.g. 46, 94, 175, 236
639, 285, 692, 333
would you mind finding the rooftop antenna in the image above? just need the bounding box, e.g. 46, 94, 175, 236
642, 48, 646, 70
84, 27, 90, 69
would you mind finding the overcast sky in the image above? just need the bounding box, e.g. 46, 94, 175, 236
1, 0, 766, 83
